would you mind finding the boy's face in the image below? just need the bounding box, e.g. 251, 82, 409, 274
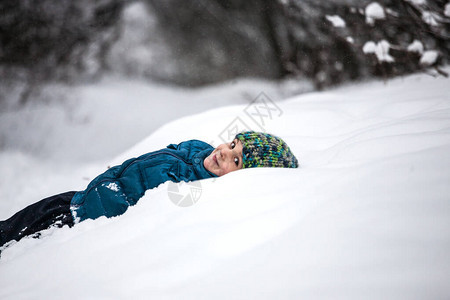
204, 138, 244, 176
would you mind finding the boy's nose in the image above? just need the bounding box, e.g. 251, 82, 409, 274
221, 147, 229, 156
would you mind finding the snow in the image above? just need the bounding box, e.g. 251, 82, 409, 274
363, 40, 394, 63
422, 11, 441, 26
406, 0, 427, 5
446, 3, 450, 17
365, 2, 386, 25
407, 40, 424, 54
1, 70, 450, 299
105, 182, 120, 192
0, 76, 313, 221
386, 8, 399, 17
362, 41, 377, 53
0, 77, 301, 163
325, 15, 346, 27
420, 50, 439, 66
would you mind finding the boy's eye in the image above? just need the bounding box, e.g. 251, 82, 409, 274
231, 142, 235, 149
234, 157, 239, 166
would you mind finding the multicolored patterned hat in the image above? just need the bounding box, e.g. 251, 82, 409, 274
235, 131, 299, 169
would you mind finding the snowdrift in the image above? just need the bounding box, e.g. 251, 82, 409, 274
1, 72, 449, 299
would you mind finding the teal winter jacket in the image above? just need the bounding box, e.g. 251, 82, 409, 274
70, 140, 216, 222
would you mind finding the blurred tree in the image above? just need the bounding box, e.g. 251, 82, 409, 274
143, 0, 285, 85
0, 0, 124, 104
145, 0, 449, 87
281, 0, 450, 87
0, 0, 448, 106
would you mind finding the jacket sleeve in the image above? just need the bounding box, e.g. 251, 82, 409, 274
71, 157, 139, 222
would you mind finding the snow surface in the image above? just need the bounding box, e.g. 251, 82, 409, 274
0, 76, 312, 219
1, 70, 450, 299
0, 77, 303, 163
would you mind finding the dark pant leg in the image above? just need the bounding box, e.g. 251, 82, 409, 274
0, 191, 77, 247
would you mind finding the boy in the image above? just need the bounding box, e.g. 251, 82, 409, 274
0, 131, 298, 248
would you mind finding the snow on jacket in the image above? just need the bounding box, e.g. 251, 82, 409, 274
70, 140, 217, 222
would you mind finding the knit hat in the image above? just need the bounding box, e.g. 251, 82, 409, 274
235, 131, 299, 169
